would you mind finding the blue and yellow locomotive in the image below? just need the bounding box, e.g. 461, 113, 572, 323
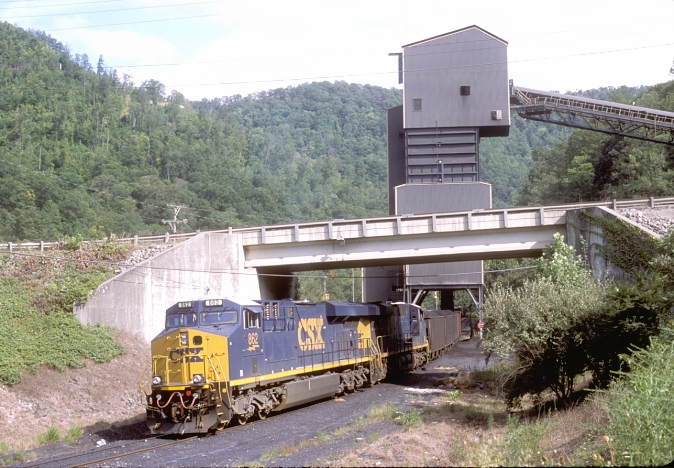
144, 297, 459, 435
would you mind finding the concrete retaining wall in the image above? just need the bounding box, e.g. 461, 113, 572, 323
566, 206, 660, 282
75, 233, 260, 343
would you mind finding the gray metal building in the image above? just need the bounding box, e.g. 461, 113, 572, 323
365, 25, 511, 308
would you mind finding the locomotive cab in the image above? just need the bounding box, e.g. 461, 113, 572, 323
146, 298, 248, 434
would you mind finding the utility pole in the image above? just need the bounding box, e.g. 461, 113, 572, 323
162, 205, 188, 233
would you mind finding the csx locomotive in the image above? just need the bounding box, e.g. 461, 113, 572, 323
144, 297, 461, 434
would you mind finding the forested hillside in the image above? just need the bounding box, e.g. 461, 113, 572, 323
519, 83, 674, 205
1, 21, 669, 243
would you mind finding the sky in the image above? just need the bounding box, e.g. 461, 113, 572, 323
2, 0, 674, 101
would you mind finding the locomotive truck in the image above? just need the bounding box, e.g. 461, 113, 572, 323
143, 297, 461, 435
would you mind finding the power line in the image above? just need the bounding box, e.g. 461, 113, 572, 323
43, 12, 225, 31
1, 39, 671, 94
0, 0, 126, 10
1, 0, 225, 19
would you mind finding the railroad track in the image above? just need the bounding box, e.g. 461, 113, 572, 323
21, 398, 339, 467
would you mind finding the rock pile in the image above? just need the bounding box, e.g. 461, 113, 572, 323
115, 244, 173, 273
619, 206, 674, 236
434, 367, 477, 389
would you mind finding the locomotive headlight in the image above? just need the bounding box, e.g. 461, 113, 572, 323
152, 375, 162, 386
192, 374, 204, 384
180, 332, 188, 345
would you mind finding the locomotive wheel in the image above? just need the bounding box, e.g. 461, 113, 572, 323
237, 414, 249, 425
257, 409, 270, 420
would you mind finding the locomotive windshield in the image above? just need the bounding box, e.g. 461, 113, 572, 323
166, 312, 197, 328
201, 307, 238, 325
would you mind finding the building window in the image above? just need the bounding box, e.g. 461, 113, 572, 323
413, 98, 422, 111
460, 86, 471, 96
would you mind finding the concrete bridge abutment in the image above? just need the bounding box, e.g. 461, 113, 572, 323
75, 232, 260, 343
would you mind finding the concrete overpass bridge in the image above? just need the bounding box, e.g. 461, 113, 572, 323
71, 197, 669, 342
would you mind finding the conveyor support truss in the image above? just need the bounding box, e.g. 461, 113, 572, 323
510, 84, 674, 145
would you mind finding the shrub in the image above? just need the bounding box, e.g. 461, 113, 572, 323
59, 234, 83, 251
483, 233, 660, 407
600, 327, 674, 466
483, 276, 609, 405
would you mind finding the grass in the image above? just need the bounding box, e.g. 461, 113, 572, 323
597, 327, 674, 466
444, 390, 462, 401
327, 377, 621, 467
0, 249, 126, 385
0, 443, 7, 455
394, 410, 422, 428
259, 403, 398, 463
63, 426, 83, 445
37, 426, 60, 445
2, 451, 26, 466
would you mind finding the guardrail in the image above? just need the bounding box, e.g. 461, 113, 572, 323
1, 196, 673, 252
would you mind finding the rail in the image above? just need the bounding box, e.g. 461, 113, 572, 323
1, 197, 673, 252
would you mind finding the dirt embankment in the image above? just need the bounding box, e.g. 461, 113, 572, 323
0, 331, 149, 449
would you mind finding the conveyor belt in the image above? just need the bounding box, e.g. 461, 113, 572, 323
510, 84, 674, 145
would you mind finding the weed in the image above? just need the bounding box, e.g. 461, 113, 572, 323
367, 431, 380, 443
507, 415, 554, 461
506, 413, 519, 429
332, 424, 351, 439
314, 429, 331, 444
4, 455, 12, 465
395, 410, 422, 428
366, 404, 397, 422
423, 402, 455, 416
0, 264, 123, 385
488, 413, 495, 429
599, 327, 674, 466
444, 390, 462, 401
0, 443, 7, 455
14, 451, 25, 463
463, 406, 489, 424
260, 442, 296, 461
63, 425, 83, 444
37, 426, 60, 445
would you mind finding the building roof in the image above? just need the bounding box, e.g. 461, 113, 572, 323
402, 25, 507, 48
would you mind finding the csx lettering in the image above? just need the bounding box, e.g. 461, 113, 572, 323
247, 332, 259, 351
169, 347, 204, 362
298, 317, 325, 350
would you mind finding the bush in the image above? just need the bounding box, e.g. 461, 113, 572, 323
483, 277, 608, 405
483, 233, 660, 407
600, 327, 674, 466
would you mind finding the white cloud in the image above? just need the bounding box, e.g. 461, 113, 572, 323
4, 0, 674, 99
